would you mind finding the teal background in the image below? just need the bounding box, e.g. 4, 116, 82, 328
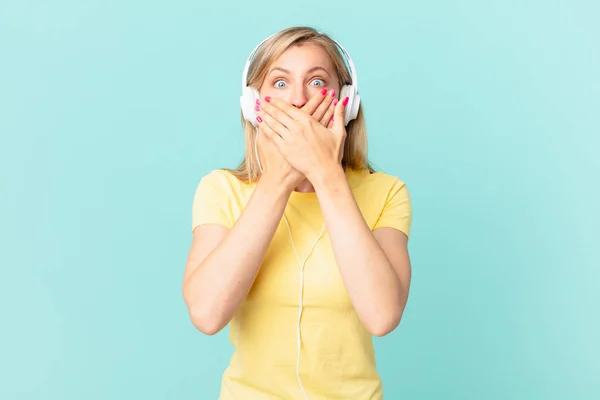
1, 0, 598, 399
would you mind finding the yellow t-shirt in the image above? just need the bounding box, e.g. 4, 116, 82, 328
191, 168, 412, 400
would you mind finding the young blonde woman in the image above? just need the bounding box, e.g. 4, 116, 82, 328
183, 26, 413, 400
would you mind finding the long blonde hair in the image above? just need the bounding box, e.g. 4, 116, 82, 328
226, 26, 375, 183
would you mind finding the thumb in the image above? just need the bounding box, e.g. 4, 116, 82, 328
332, 96, 349, 133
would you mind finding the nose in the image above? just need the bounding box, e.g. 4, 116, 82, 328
288, 85, 308, 108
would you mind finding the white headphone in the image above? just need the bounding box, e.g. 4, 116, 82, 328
240, 31, 360, 127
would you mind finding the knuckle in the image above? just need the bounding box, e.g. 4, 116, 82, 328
291, 123, 302, 135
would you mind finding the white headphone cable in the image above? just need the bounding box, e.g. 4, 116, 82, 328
283, 215, 325, 400
255, 128, 326, 399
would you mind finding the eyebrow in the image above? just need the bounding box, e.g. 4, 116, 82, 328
268, 66, 330, 76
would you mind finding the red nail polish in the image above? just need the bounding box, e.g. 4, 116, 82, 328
256, 116, 263, 123
330, 89, 336, 97
330, 115, 334, 121
321, 88, 328, 95
255, 105, 260, 112
256, 99, 261, 105
342, 96, 349, 106
265, 96, 271, 102
333, 99, 338, 106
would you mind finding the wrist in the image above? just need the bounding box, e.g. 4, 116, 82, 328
259, 171, 296, 195
308, 163, 346, 193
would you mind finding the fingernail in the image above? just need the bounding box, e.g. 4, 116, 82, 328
255, 105, 260, 112
330, 89, 336, 97
333, 99, 338, 106
265, 96, 271, 102
256, 116, 263, 123
256, 99, 261, 105
342, 96, 349, 106
321, 88, 328, 95
330, 115, 334, 121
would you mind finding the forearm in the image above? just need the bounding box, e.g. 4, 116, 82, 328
184, 173, 292, 333
311, 165, 404, 336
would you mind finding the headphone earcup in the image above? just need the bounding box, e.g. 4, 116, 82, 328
340, 85, 360, 126
349, 92, 360, 124
240, 87, 260, 126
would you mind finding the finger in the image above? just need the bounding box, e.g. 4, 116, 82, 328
326, 117, 334, 129
259, 97, 298, 129
257, 104, 291, 140
313, 88, 336, 123
301, 88, 328, 116
256, 115, 285, 147
332, 95, 349, 133
264, 96, 307, 122
320, 97, 337, 126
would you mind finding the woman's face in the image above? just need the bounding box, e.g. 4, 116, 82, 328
258, 43, 340, 107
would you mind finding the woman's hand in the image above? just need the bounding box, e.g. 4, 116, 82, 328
256, 118, 304, 191
301, 88, 338, 129
255, 91, 349, 182
255, 89, 336, 190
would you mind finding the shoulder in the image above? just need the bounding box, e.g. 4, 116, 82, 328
348, 168, 412, 215
349, 169, 413, 235
198, 168, 238, 185
195, 169, 249, 193
347, 168, 409, 195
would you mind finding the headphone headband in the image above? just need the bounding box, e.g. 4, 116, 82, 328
241, 31, 358, 91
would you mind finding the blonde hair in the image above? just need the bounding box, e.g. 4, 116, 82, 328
225, 26, 375, 183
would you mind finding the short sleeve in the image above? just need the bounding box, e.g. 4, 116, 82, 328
191, 171, 232, 232
373, 178, 412, 237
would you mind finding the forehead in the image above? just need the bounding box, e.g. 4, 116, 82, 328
268, 42, 335, 72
